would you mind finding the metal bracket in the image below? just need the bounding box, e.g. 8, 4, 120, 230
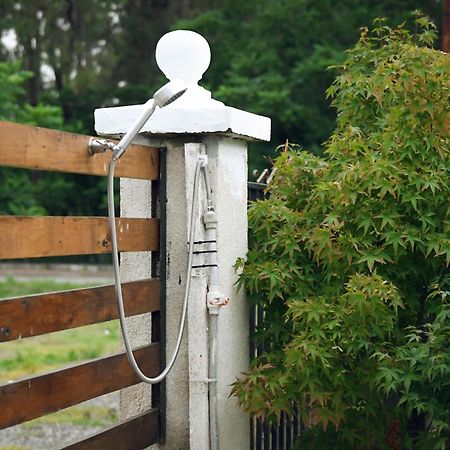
191, 378, 217, 384
88, 137, 119, 155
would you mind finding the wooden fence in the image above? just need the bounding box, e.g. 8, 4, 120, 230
0, 121, 163, 449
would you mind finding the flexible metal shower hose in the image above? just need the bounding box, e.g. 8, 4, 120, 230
108, 157, 203, 384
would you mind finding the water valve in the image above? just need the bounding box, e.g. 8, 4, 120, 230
207, 288, 229, 314
203, 207, 217, 229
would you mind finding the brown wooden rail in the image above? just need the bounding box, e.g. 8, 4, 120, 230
0, 121, 163, 446
0, 121, 159, 180
0, 216, 159, 259
0, 343, 160, 429
62, 409, 159, 450
0, 279, 160, 342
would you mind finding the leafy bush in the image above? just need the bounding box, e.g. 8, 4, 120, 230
233, 15, 449, 449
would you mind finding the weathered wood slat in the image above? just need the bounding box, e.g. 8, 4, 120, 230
62, 409, 159, 450
0, 121, 159, 180
0, 344, 160, 429
0, 279, 160, 342
0, 216, 159, 259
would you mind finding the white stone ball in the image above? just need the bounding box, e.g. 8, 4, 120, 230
156, 30, 211, 85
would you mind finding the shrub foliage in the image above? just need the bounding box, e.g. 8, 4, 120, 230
233, 15, 449, 449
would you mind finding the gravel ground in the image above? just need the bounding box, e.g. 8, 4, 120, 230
0, 393, 119, 449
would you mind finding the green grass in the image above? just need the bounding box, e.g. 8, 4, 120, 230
0, 447, 29, 450
23, 405, 118, 428
0, 277, 120, 382
0, 446, 29, 450
0, 321, 120, 382
0, 275, 88, 299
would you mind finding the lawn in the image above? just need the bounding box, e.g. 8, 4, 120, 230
0, 276, 87, 299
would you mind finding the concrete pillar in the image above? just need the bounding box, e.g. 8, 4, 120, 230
94, 30, 271, 450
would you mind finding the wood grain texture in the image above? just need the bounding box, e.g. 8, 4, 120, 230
0, 344, 160, 429
0, 216, 159, 259
0, 279, 160, 342
0, 121, 159, 180
62, 409, 159, 450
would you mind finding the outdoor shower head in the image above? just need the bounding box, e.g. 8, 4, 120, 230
89, 78, 187, 159
154, 79, 187, 107
110, 78, 187, 161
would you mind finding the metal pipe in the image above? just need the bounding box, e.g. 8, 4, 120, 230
201, 161, 224, 450
209, 311, 219, 450
113, 99, 157, 160
92, 78, 186, 161
202, 163, 213, 206
206, 227, 218, 287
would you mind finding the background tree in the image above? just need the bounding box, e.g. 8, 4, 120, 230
0, 0, 218, 133
0, 0, 123, 132
0, 1, 444, 213
177, 0, 442, 164
0, 60, 112, 222
0, 61, 66, 215
232, 16, 449, 449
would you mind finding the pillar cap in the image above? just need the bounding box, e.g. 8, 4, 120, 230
94, 30, 271, 142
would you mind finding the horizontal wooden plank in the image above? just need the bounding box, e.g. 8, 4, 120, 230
0, 121, 159, 180
0, 216, 159, 259
0, 343, 160, 429
0, 279, 160, 342
62, 409, 159, 450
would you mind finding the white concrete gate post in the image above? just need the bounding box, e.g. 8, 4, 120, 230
95, 30, 271, 450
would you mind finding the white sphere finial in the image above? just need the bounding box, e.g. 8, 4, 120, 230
156, 30, 211, 86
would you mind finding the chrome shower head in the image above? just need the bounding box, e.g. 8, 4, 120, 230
106, 78, 187, 161
153, 79, 187, 107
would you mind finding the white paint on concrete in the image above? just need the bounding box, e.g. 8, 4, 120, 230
95, 28, 269, 450
162, 141, 191, 450
116, 136, 250, 450
203, 136, 249, 450
118, 137, 155, 423
184, 143, 210, 450
95, 101, 271, 142
95, 30, 270, 142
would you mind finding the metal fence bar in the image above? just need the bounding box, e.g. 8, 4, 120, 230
271, 422, 278, 450
263, 422, 271, 449
250, 416, 255, 450
279, 413, 285, 449
286, 410, 293, 448
256, 419, 263, 450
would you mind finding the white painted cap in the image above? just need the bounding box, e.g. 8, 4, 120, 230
95, 30, 271, 141
156, 30, 211, 86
